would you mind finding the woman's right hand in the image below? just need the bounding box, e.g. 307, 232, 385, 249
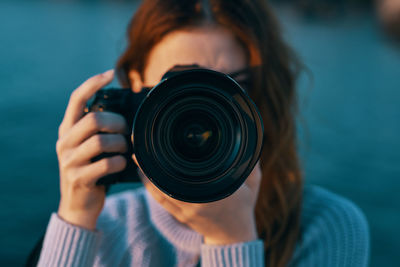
56, 70, 128, 230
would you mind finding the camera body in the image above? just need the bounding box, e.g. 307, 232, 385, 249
86, 87, 148, 184
87, 66, 264, 203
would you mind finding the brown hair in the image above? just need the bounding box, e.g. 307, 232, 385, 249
116, 0, 302, 266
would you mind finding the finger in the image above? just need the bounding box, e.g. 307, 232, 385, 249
60, 69, 114, 136
77, 155, 126, 187
70, 134, 127, 165
59, 112, 128, 149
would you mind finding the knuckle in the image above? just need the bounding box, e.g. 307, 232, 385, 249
100, 158, 113, 173
58, 124, 65, 138
87, 112, 101, 130
92, 134, 105, 149
69, 89, 80, 103
56, 139, 65, 155
68, 172, 82, 187
60, 156, 73, 171
65, 168, 78, 183
90, 73, 104, 82
98, 155, 126, 176
86, 72, 108, 87
85, 75, 100, 86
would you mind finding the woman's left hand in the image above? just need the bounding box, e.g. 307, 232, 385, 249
137, 156, 262, 245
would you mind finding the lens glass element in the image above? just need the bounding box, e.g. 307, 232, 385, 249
172, 110, 220, 162
132, 69, 264, 203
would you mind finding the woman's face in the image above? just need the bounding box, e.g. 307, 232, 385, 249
129, 26, 248, 90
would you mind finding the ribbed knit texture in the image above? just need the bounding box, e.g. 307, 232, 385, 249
288, 186, 370, 267
38, 213, 101, 267
37, 185, 369, 266
201, 240, 264, 267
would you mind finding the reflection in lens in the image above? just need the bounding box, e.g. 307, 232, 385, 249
154, 92, 238, 181
172, 110, 220, 162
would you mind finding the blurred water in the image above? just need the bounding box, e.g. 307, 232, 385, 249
0, 1, 399, 266
281, 7, 400, 266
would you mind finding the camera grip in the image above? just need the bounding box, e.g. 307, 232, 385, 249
85, 88, 147, 186
93, 133, 140, 186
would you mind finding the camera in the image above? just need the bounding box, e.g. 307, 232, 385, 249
86, 65, 264, 203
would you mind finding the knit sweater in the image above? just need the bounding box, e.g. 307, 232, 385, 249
37, 185, 370, 267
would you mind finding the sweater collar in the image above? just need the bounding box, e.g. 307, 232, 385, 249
144, 188, 203, 254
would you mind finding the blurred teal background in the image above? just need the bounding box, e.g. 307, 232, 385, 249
0, 0, 399, 266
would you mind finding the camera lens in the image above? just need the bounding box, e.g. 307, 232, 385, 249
133, 69, 263, 203
152, 91, 241, 184
172, 110, 219, 161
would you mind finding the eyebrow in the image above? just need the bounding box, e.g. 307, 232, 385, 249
228, 66, 260, 80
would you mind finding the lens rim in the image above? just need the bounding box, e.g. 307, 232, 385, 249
132, 68, 264, 203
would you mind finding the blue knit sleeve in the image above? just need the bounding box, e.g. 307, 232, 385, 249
37, 213, 102, 267
289, 186, 370, 267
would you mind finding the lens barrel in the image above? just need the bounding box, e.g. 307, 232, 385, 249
133, 69, 263, 203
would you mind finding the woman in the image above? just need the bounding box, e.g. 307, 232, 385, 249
37, 0, 369, 266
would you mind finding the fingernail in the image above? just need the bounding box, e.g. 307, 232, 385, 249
102, 69, 114, 77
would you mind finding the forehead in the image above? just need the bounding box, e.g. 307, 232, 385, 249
143, 26, 247, 85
